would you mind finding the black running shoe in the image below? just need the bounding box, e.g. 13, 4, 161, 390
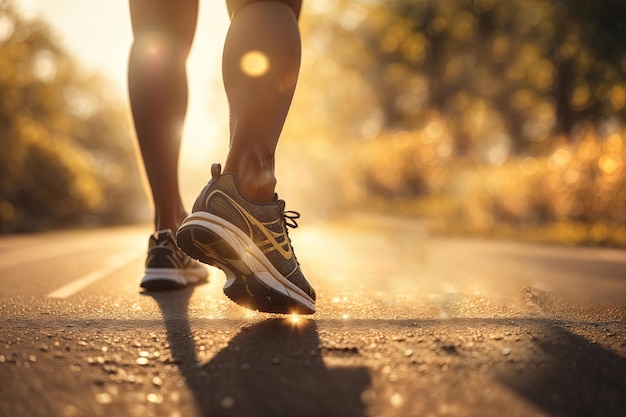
140, 229, 209, 290
176, 164, 316, 314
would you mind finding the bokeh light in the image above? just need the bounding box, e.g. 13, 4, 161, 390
240, 50, 270, 77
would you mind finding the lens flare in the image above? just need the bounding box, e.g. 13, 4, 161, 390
240, 51, 270, 77
289, 314, 301, 325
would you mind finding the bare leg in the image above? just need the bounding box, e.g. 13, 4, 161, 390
128, 0, 198, 231
222, 0, 302, 203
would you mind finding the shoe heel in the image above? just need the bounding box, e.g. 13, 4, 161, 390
177, 225, 240, 263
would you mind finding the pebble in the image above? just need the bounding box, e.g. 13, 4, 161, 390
95, 392, 113, 404
501, 347, 511, 356
390, 393, 404, 407
102, 365, 118, 374
169, 391, 181, 403
152, 376, 163, 387
404, 349, 414, 357
136, 357, 149, 365
220, 396, 235, 409
441, 345, 458, 354
360, 389, 377, 405
61, 405, 79, 417
147, 393, 163, 404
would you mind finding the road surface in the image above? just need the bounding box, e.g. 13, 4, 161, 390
1, 215, 625, 417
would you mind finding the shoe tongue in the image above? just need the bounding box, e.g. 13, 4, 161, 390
155, 229, 173, 243
273, 195, 285, 211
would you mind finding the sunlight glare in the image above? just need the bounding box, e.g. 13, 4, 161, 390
17, 1, 231, 209
134, 32, 169, 64
289, 314, 301, 325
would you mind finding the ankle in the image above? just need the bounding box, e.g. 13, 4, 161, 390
154, 207, 187, 233
223, 150, 276, 203
239, 170, 276, 203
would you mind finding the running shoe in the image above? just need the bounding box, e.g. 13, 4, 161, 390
140, 229, 209, 290
176, 163, 316, 314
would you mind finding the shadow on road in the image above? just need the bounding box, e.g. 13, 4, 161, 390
146, 288, 371, 417
142, 287, 626, 417
491, 320, 626, 417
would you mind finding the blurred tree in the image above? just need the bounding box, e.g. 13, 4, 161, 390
0, 2, 147, 232
296, 0, 626, 154
286, 0, 626, 241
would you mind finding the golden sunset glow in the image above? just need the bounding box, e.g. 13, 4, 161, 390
5, 0, 626, 245
16, 0, 230, 206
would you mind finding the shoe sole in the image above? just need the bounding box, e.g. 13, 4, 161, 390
176, 212, 315, 315
141, 268, 208, 291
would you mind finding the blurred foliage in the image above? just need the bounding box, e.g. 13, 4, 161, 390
288, 0, 626, 245
349, 121, 626, 246
0, 2, 146, 233
297, 0, 626, 151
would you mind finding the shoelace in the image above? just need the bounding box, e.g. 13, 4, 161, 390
282, 209, 301, 265
283, 210, 300, 229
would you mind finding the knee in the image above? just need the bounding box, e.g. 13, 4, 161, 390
226, 0, 302, 19
131, 31, 191, 64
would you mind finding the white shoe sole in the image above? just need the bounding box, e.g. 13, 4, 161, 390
141, 267, 208, 290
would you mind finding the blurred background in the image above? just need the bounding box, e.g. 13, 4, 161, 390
1, 0, 625, 246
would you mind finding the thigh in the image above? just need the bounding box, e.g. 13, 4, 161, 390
226, 0, 302, 19
129, 0, 199, 54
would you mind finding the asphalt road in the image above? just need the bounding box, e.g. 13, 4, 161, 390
1, 215, 625, 417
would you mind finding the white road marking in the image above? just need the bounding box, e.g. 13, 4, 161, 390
47, 249, 141, 299
0, 244, 92, 270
